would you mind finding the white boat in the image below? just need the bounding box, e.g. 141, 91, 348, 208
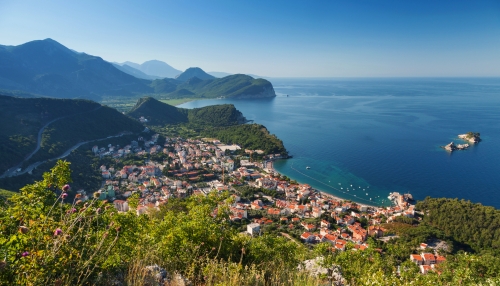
306, 166, 311, 169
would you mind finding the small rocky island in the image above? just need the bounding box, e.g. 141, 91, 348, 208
442, 132, 481, 152
458, 132, 481, 143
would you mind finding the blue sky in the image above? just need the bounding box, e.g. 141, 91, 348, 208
1, 0, 499, 77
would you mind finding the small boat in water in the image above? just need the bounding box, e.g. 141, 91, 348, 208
306, 166, 311, 169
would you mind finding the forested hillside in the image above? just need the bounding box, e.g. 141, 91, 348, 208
187, 104, 246, 127
27, 106, 145, 165
201, 124, 288, 156
126, 97, 189, 125
151, 74, 275, 99
0, 95, 100, 173
127, 97, 246, 127
416, 197, 500, 255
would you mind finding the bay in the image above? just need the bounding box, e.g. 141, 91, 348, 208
179, 78, 500, 208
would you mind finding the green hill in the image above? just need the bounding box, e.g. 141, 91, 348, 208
0, 95, 101, 173
201, 124, 288, 155
127, 97, 246, 127
175, 67, 215, 82
28, 105, 145, 165
416, 197, 500, 255
0, 95, 145, 174
127, 97, 189, 125
150, 77, 180, 93
151, 73, 276, 99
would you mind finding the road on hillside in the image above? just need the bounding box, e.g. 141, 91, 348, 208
0, 106, 102, 178
3, 131, 132, 178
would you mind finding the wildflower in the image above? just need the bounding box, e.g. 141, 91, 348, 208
75, 193, 82, 199
66, 208, 77, 214
96, 208, 102, 214
21, 252, 29, 257
93, 192, 100, 198
54, 228, 63, 236
18, 226, 29, 234
115, 226, 121, 232
62, 184, 70, 192
61, 193, 68, 199
75, 200, 82, 205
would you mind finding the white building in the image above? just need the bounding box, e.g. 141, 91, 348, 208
247, 223, 261, 236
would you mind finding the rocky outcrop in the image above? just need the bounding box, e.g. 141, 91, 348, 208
442, 141, 469, 152
441, 132, 480, 152
458, 132, 481, 143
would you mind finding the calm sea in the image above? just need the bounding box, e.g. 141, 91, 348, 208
180, 78, 500, 208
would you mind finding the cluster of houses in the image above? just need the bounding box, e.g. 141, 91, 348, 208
89, 133, 441, 274
92, 135, 275, 216
226, 176, 421, 254
410, 243, 447, 274
92, 133, 160, 159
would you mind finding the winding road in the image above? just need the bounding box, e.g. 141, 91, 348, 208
0, 106, 102, 178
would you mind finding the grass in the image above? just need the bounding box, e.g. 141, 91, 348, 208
0, 188, 16, 199
100, 96, 139, 112
159, 98, 198, 106
101, 97, 198, 113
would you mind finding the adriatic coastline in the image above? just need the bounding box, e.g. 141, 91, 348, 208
180, 77, 500, 209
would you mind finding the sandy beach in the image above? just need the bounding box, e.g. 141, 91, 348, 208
268, 160, 382, 209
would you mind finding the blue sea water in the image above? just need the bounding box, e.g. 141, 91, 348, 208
179, 78, 500, 208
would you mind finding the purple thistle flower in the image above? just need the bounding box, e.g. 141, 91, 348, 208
61, 193, 68, 199
62, 184, 70, 192
54, 228, 63, 236
21, 252, 29, 257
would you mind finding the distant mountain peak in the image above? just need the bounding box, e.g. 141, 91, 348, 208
117, 60, 181, 78
175, 67, 215, 82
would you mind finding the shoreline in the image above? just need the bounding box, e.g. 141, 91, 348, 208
268, 160, 383, 209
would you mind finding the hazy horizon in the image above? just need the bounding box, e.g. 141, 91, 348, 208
1, 0, 499, 77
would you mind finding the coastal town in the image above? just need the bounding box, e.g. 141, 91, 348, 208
79, 133, 443, 275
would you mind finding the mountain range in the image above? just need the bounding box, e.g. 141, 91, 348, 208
0, 39, 150, 101
114, 60, 182, 79
0, 39, 275, 101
